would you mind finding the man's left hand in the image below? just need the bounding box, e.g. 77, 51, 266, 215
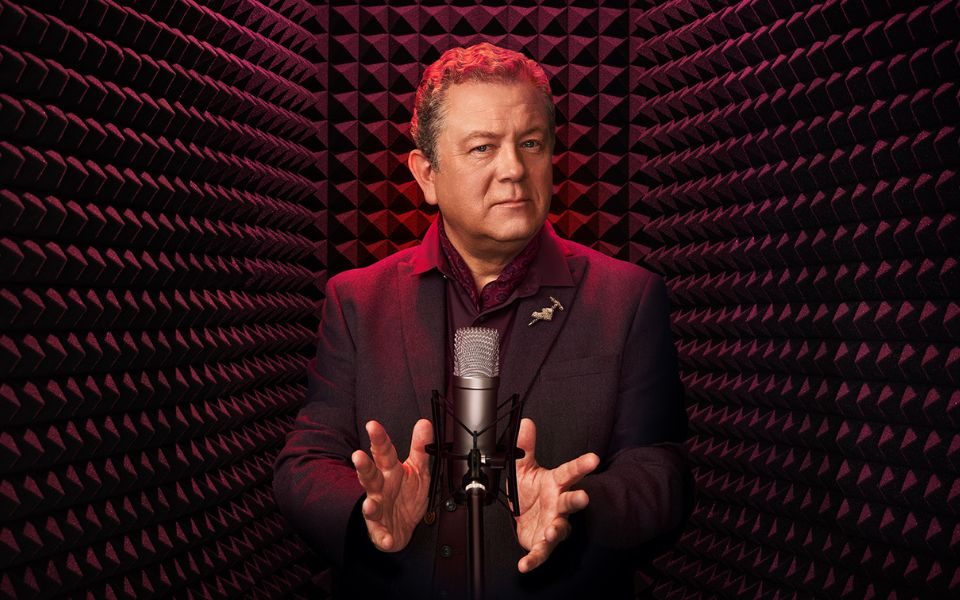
513, 418, 600, 573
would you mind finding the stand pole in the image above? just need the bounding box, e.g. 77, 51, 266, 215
465, 447, 485, 600
467, 483, 484, 600
425, 392, 525, 600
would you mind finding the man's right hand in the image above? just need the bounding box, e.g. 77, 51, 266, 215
351, 419, 433, 552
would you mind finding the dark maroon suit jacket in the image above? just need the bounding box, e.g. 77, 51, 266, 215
274, 224, 689, 599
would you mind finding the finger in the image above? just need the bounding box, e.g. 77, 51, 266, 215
544, 518, 572, 544
361, 495, 383, 521
352, 450, 384, 493
366, 420, 400, 471
360, 500, 395, 551
551, 452, 600, 488
515, 418, 537, 467
557, 489, 590, 515
407, 418, 434, 472
377, 533, 394, 551
517, 537, 555, 573
367, 522, 394, 551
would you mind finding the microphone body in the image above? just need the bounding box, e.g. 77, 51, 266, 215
452, 373, 499, 458
451, 327, 501, 495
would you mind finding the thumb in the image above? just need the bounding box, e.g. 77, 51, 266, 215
516, 418, 537, 467
408, 418, 434, 471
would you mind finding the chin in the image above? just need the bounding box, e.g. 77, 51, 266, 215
490, 225, 540, 245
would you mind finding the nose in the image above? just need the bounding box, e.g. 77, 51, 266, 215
497, 144, 526, 182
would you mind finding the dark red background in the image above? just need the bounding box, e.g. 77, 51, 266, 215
0, 1, 957, 598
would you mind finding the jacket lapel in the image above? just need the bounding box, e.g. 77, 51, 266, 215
499, 255, 586, 408
397, 259, 447, 420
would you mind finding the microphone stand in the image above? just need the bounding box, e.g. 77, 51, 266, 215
426, 390, 526, 600
465, 446, 485, 600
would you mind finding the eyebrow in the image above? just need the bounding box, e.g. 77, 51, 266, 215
462, 130, 498, 142
461, 126, 548, 143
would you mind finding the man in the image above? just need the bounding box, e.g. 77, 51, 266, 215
274, 43, 688, 599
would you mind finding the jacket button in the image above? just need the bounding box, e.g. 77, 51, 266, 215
444, 498, 457, 512
440, 544, 453, 558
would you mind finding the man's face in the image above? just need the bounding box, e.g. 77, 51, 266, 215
419, 80, 553, 259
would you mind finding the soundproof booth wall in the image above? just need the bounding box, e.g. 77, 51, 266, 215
0, 1, 957, 600
0, 0, 326, 597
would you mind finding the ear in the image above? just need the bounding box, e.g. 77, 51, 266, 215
408, 149, 439, 206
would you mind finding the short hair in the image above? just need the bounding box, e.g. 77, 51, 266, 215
410, 42, 555, 168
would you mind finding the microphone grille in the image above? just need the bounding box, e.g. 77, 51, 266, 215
453, 327, 500, 377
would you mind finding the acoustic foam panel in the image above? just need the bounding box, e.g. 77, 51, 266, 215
4, 0, 959, 598
323, 1, 958, 599
0, 0, 326, 597
324, 3, 634, 272
629, 1, 959, 598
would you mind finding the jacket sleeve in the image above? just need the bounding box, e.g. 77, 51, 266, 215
575, 274, 691, 549
273, 278, 365, 566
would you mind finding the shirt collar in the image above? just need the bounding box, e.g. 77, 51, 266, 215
410, 216, 574, 289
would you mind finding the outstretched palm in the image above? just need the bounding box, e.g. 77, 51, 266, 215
352, 419, 433, 552
513, 418, 600, 572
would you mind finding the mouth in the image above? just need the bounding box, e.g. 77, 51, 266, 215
494, 198, 528, 208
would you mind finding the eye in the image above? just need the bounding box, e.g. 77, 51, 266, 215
471, 144, 491, 154
520, 139, 542, 150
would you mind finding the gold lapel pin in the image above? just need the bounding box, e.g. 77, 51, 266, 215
528, 296, 564, 326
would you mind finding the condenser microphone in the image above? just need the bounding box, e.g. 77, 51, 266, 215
426, 326, 524, 600
452, 327, 500, 465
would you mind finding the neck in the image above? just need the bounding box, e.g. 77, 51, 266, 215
460, 250, 522, 291
441, 222, 532, 292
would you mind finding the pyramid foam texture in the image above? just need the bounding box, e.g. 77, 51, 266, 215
323, 2, 959, 598
0, 0, 327, 597
3, 0, 958, 598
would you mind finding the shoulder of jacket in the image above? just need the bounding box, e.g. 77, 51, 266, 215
558, 237, 661, 285
325, 246, 419, 294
